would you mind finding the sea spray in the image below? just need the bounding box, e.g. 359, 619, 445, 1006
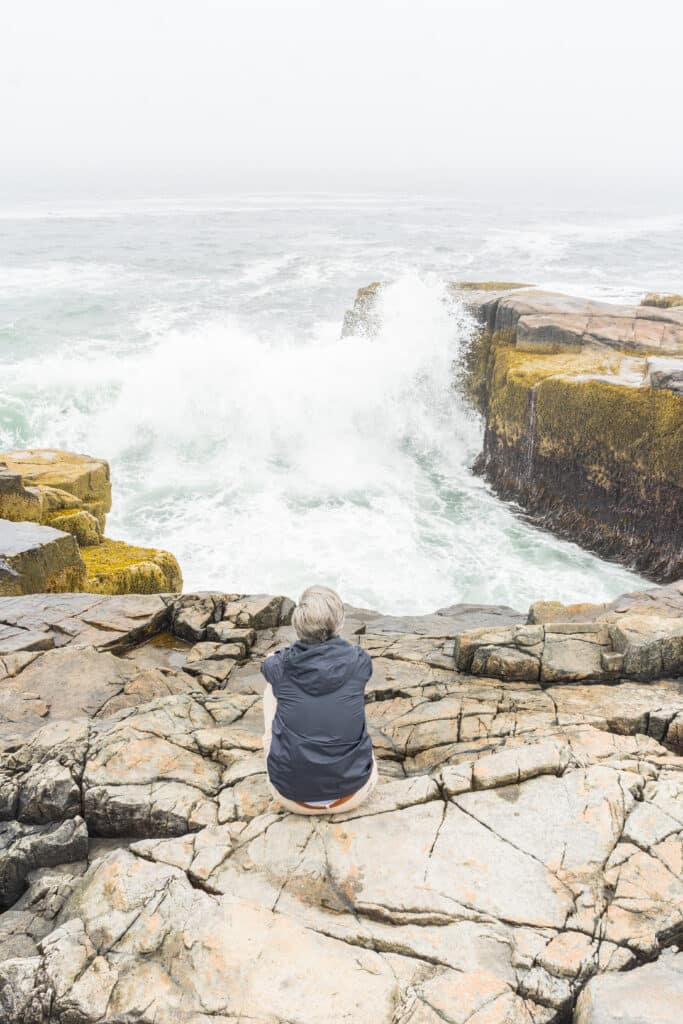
0, 271, 642, 611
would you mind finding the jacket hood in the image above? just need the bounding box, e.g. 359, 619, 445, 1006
281, 636, 365, 695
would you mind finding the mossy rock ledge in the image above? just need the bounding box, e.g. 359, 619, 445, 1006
343, 282, 683, 581
81, 539, 182, 595
0, 449, 182, 596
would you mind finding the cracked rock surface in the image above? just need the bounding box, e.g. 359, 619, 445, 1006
0, 589, 681, 1022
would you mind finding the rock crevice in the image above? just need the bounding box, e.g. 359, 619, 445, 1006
0, 588, 681, 1022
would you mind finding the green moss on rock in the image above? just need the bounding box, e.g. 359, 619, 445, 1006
652, 388, 683, 487
44, 508, 103, 546
536, 378, 650, 482
534, 377, 683, 488
486, 348, 618, 448
81, 539, 183, 596
640, 293, 683, 309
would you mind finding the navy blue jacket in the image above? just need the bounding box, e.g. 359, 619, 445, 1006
261, 635, 374, 802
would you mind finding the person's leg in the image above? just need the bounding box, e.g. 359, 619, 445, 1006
262, 683, 276, 760
268, 786, 332, 815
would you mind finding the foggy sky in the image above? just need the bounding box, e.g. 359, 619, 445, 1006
1, 0, 681, 194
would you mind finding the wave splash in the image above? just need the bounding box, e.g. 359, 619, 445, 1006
0, 274, 640, 611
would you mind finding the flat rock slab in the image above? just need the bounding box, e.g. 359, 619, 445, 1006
0, 520, 85, 597
1, 449, 111, 514
575, 951, 683, 1024
0, 592, 170, 662
0, 646, 199, 746
364, 602, 525, 637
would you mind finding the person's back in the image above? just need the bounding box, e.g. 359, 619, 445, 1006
261, 585, 377, 813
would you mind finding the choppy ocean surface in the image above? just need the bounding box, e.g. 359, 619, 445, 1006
2, 192, 681, 613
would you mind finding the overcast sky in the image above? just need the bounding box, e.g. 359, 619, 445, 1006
1, 0, 681, 195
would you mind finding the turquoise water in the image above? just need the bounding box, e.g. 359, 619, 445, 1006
2, 192, 680, 612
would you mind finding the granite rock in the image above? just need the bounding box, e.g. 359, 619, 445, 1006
0, 521, 86, 597
0, 588, 680, 1021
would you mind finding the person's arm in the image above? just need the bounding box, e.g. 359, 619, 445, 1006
358, 648, 373, 687
260, 648, 286, 691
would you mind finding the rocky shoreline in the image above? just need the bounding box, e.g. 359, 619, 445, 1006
345, 283, 683, 582
0, 585, 681, 1022
461, 285, 683, 582
0, 450, 181, 596
0, 284, 681, 1022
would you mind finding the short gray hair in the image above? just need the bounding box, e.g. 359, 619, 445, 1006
292, 585, 345, 643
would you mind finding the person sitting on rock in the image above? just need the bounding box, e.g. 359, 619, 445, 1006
261, 584, 378, 814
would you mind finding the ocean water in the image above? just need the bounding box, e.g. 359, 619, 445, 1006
2, 192, 681, 614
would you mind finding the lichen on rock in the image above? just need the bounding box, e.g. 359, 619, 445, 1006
81, 539, 182, 595
0, 520, 86, 597
641, 292, 683, 309
43, 508, 103, 546
340, 281, 683, 579
1, 448, 184, 597
462, 289, 683, 581
1, 449, 112, 526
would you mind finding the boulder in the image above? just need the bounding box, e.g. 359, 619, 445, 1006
0, 465, 42, 523
43, 508, 103, 546
0, 449, 111, 526
171, 592, 226, 641
460, 291, 683, 581
80, 538, 182, 595
454, 585, 683, 687
1, 449, 185, 597
641, 292, 683, 309
574, 951, 683, 1024
0, 520, 86, 597
471, 644, 540, 681
540, 630, 608, 683
222, 594, 295, 629
470, 740, 570, 789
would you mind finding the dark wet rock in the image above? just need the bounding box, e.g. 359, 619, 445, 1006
464, 291, 683, 582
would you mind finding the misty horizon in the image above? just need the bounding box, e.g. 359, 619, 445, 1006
2, 1, 682, 203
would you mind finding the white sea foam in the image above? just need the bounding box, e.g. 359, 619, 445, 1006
3, 193, 677, 610
0, 262, 134, 298
1, 272, 643, 612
